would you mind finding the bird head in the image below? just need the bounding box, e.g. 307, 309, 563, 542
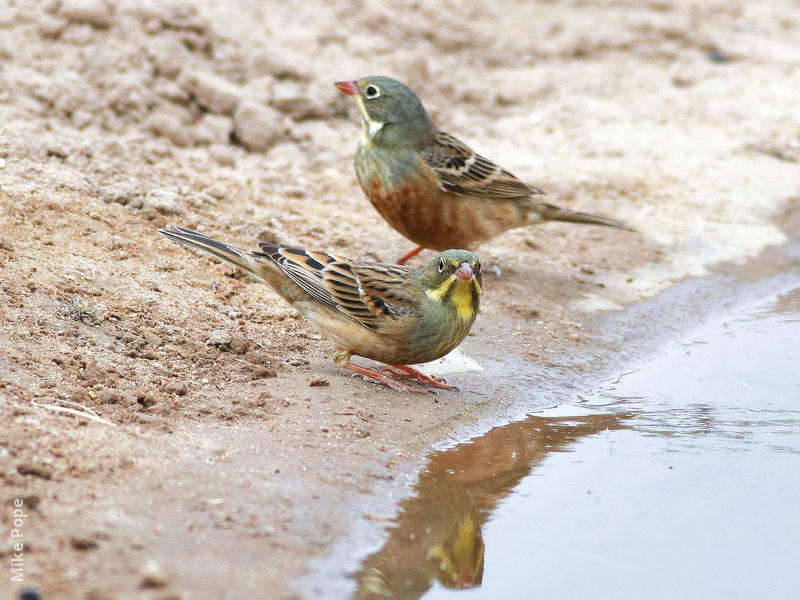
335, 76, 435, 148
419, 250, 482, 322
426, 514, 485, 589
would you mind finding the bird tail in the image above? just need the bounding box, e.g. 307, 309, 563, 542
158, 226, 264, 277
536, 203, 636, 231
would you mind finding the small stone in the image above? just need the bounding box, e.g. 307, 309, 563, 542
17, 463, 53, 480
142, 331, 163, 348
59, 0, 115, 27
252, 366, 277, 379
205, 184, 228, 200
46, 144, 69, 159
233, 101, 289, 152
70, 535, 99, 551
148, 38, 190, 79
19, 495, 41, 510
209, 145, 237, 166
164, 381, 187, 396
145, 112, 191, 147
120, 391, 139, 407
154, 2, 207, 32
140, 189, 184, 216
147, 402, 167, 415
207, 330, 233, 350
309, 377, 329, 387
152, 80, 190, 104
137, 395, 157, 409
96, 389, 120, 404
60, 23, 94, 45
140, 560, 169, 589
189, 113, 233, 145
187, 192, 217, 208
270, 79, 327, 120
106, 76, 154, 118
178, 69, 243, 114
38, 14, 69, 37
229, 334, 251, 355
245, 48, 308, 80
18, 588, 41, 600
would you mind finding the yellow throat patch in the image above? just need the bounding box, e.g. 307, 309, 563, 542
426, 276, 481, 322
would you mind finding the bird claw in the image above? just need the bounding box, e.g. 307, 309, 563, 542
345, 362, 432, 394
385, 365, 458, 391
344, 362, 456, 393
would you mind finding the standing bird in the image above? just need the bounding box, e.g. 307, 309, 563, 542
158, 227, 482, 393
336, 76, 634, 264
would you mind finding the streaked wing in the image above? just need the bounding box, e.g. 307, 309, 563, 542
258, 243, 416, 330
420, 130, 544, 199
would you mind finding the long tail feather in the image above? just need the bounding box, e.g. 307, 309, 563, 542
537, 203, 637, 231
157, 226, 262, 276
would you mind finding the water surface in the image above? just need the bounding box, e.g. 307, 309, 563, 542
356, 286, 800, 599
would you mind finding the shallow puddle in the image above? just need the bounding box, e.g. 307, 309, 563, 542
354, 286, 800, 599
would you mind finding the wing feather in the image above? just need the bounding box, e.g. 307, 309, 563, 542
420, 130, 544, 199
258, 244, 417, 330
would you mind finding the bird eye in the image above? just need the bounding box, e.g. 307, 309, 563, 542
365, 85, 380, 99
437, 258, 445, 273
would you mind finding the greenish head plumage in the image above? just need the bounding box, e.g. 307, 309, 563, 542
342, 76, 436, 149
419, 250, 482, 323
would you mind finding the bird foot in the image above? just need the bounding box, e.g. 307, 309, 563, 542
384, 364, 458, 392
396, 245, 425, 265
345, 363, 433, 394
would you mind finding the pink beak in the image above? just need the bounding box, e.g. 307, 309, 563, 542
455, 263, 473, 281
334, 80, 359, 96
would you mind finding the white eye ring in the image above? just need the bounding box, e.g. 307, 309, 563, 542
437, 258, 445, 273
365, 85, 380, 99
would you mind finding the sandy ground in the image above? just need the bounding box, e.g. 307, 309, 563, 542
1, 0, 798, 598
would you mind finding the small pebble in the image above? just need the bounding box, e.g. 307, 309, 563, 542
178, 68, 243, 115
17, 463, 53, 480
252, 366, 277, 379
164, 381, 188, 396
233, 101, 289, 152
97, 389, 120, 404
70, 535, 99, 551
59, 0, 114, 27
140, 560, 169, 588
18, 588, 41, 600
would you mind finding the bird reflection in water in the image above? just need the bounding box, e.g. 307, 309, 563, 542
355, 411, 628, 599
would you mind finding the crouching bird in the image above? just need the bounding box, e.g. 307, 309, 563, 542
336, 76, 634, 264
158, 227, 482, 393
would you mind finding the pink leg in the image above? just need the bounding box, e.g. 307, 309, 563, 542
396, 246, 425, 265
344, 363, 432, 394
385, 364, 458, 392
